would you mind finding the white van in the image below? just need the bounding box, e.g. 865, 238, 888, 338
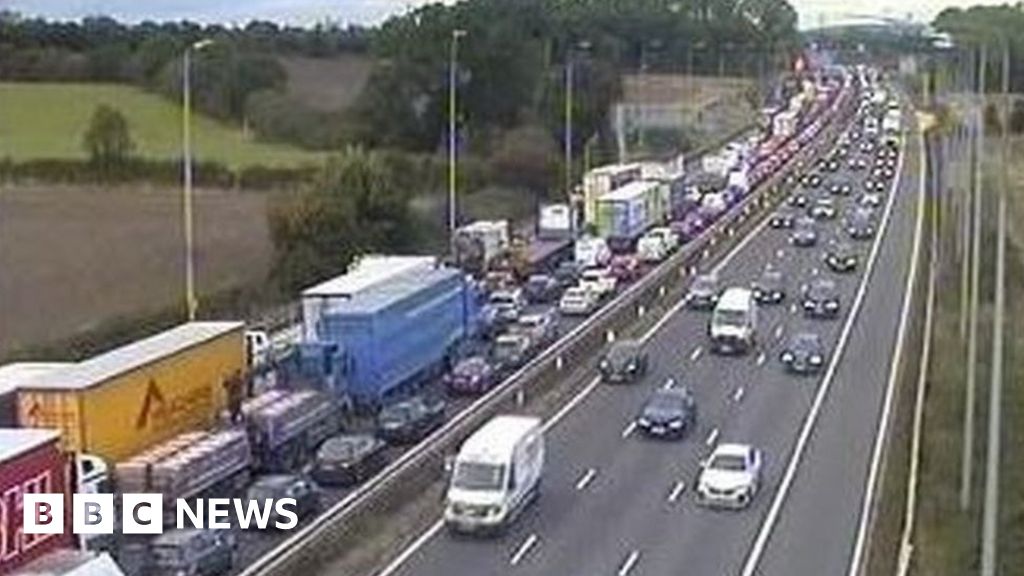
444, 415, 544, 534
709, 287, 758, 354
637, 227, 678, 262
574, 236, 611, 268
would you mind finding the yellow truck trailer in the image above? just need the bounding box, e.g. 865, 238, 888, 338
17, 321, 246, 462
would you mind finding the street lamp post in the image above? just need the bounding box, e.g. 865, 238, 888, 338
564, 41, 591, 200
448, 29, 467, 249
182, 38, 212, 322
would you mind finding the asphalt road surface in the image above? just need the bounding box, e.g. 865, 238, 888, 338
372, 112, 921, 576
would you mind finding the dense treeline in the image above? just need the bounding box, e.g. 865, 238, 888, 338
933, 4, 1024, 95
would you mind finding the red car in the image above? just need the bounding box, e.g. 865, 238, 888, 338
609, 254, 642, 282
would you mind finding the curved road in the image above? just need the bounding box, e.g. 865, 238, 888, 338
368, 105, 923, 576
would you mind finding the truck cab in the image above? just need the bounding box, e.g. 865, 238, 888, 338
709, 288, 758, 354
444, 415, 544, 535
574, 236, 611, 269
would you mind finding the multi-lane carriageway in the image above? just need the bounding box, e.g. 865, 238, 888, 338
363, 108, 924, 576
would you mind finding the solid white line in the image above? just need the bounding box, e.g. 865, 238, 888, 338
509, 534, 539, 566
705, 428, 720, 447
618, 550, 641, 576
848, 123, 927, 576
690, 346, 704, 362
741, 118, 909, 576
621, 421, 638, 439
668, 481, 687, 503
733, 387, 746, 403
775, 325, 785, 340
376, 520, 444, 576
575, 468, 597, 491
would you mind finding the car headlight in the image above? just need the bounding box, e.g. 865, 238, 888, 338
803, 300, 816, 309
782, 352, 795, 363
627, 362, 637, 372
599, 359, 609, 370
669, 421, 684, 429
826, 300, 839, 309
638, 417, 651, 426
810, 355, 823, 365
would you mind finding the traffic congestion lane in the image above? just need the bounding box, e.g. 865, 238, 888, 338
751, 126, 921, 576
376, 125, 889, 576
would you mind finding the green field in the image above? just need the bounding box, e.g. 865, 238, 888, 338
0, 82, 324, 168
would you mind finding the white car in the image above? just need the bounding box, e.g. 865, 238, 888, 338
696, 443, 763, 509
636, 234, 669, 263
647, 226, 680, 251
578, 267, 617, 299
858, 192, 883, 208
559, 287, 599, 316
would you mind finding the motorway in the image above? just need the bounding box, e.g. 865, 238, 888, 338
370, 110, 923, 576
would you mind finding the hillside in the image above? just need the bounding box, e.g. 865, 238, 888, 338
0, 82, 324, 169
281, 55, 374, 112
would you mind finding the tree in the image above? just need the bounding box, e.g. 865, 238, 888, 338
82, 104, 135, 170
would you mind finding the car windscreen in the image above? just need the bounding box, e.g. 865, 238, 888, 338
494, 339, 522, 357
490, 293, 517, 305
692, 277, 715, 292
808, 282, 836, 299
713, 308, 748, 328
452, 462, 506, 491
607, 343, 638, 363
793, 334, 820, 350
710, 454, 747, 472
380, 403, 418, 424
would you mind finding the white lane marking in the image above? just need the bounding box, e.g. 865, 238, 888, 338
733, 387, 746, 402
789, 303, 798, 314
741, 118, 908, 576
662, 379, 676, 390
668, 481, 687, 503
812, 267, 820, 276
848, 123, 927, 576
777, 249, 786, 259
756, 352, 767, 366
774, 324, 785, 340
690, 347, 704, 362
618, 550, 641, 576
621, 421, 638, 439
376, 520, 444, 576
542, 376, 601, 433
509, 533, 539, 566
575, 468, 597, 491
705, 428, 720, 447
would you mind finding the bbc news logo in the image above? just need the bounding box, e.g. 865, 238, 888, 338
23, 494, 299, 534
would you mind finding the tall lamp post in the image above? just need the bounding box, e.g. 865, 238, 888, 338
564, 40, 591, 199
448, 29, 467, 249
182, 38, 213, 322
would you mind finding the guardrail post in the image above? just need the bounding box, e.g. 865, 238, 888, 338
515, 387, 525, 407
659, 285, 667, 297
555, 356, 564, 371
637, 304, 646, 318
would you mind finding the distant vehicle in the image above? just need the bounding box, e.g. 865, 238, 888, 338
637, 232, 670, 263
599, 339, 649, 383
483, 270, 516, 293
149, 529, 235, 576
553, 260, 583, 288
858, 192, 883, 209
787, 192, 809, 208
513, 311, 559, 347
492, 332, 534, 371
802, 279, 841, 319
648, 226, 680, 252
578, 267, 617, 299
672, 211, 707, 242
752, 268, 786, 304
846, 208, 877, 240
809, 197, 837, 220
444, 415, 544, 534
523, 274, 561, 304
790, 217, 818, 247
311, 434, 388, 487
769, 209, 797, 229
246, 475, 320, 527
848, 157, 868, 171
446, 356, 498, 395
828, 182, 853, 196
609, 254, 642, 283
488, 289, 525, 325
709, 288, 757, 354
780, 332, 827, 375
559, 286, 599, 316
802, 173, 823, 188
697, 443, 763, 509
636, 385, 698, 439
377, 395, 447, 444
687, 273, 721, 310
825, 242, 859, 273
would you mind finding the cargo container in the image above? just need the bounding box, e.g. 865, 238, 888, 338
0, 429, 73, 575
582, 163, 642, 224
115, 428, 252, 515
0, 363, 71, 427
241, 389, 340, 472
594, 183, 649, 251
302, 256, 437, 343
453, 220, 510, 275
303, 265, 478, 406
17, 322, 244, 463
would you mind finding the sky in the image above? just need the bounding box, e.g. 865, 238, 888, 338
0, 0, 1012, 29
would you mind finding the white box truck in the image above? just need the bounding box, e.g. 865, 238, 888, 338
709, 288, 758, 354
444, 415, 544, 534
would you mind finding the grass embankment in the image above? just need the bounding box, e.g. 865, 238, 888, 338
0, 82, 323, 168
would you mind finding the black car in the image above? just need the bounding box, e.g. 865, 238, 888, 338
377, 395, 447, 444
828, 182, 853, 196
848, 157, 868, 171
824, 159, 840, 172
312, 434, 388, 487
809, 198, 837, 220
687, 273, 721, 310
790, 217, 818, 247
787, 192, 809, 208
523, 273, 561, 303
802, 279, 841, 319
246, 475, 320, 527
445, 356, 497, 395
636, 385, 698, 439
825, 241, 859, 273
845, 208, 877, 240
554, 260, 583, 288
802, 173, 823, 188
780, 332, 827, 374
752, 268, 786, 304
769, 209, 798, 229
150, 529, 235, 576
599, 339, 650, 383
